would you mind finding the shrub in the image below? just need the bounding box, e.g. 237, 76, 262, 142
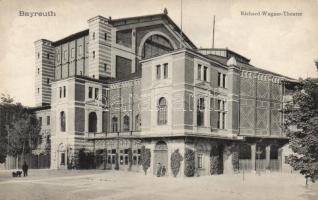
140, 146, 151, 174
210, 144, 223, 175
184, 148, 195, 177
171, 149, 183, 177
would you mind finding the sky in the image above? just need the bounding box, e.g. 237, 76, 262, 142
0, 0, 317, 106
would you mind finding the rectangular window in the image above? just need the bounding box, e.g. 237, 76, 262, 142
38, 68, 40, 74
63, 50, 67, 60
156, 65, 161, 80
223, 74, 226, 88
71, 48, 75, 58
120, 156, 124, 165
38, 88, 40, 94
47, 116, 50, 125
163, 63, 168, 79
104, 33, 107, 40
57, 53, 60, 62
198, 154, 203, 169
222, 112, 226, 129
39, 117, 42, 126
63, 86, 66, 98
198, 64, 202, 80
197, 98, 205, 127
95, 88, 99, 99
59, 87, 62, 98
203, 66, 208, 81
217, 72, 221, 87
93, 51, 95, 59
217, 112, 221, 129
61, 153, 65, 165
104, 64, 107, 71
88, 87, 93, 98
78, 45, 82, 56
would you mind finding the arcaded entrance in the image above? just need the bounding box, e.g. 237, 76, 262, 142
153, 141, 168, 175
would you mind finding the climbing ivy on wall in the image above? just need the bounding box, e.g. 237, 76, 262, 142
184, 148, 195, 177
210, 144, 223, 175
171, 149, 183, 177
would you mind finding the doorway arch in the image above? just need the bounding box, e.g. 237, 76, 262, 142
153, 141, 168, 176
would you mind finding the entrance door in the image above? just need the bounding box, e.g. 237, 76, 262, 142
153, 141, 168, 176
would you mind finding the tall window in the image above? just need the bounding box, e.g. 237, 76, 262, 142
104, 33, 107, 40
158, 97, 167, 125
123, 115, 130, 132
92, 32, 95, 40
203, 66, 208, 81
197, 98, 205, 126
93, 51, 95, 59
71, 48, 75, 58
47, 116, 50, 125
112, 117, 118, 132
63, 86, 66, 98
78, 45, 82, 56
163, 63, 168, 79
217, 100, 226, 129
222, 74, 226, 88
95, 88, 99, 99
135, 114, 141, 131
198, 64, 202, 80
156, 65, 161, 80
39, 117, 42, 126
59, 87, 62, 98
197, 154, 203, 169
88, 87, 93, 98
60, 111, 66, 132
63, 50, 67, 60
88, 112, 97, 132
217, 72, 221, 87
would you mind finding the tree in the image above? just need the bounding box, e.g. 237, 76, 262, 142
171, 149, 183, 177
184, 148, 195, 177
0, 94, 40, 161
285, 78, 318, 183
6, 112, 41, 160
140, 146, 151, 174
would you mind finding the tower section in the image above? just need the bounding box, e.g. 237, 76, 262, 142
88, 16, 113, 79
34, 39, 55, 106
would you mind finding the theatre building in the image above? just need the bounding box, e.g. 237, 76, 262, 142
33, 11, 295, 176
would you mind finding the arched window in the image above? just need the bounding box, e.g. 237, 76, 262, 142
123, 115, 130, 132
142, 35, 174, 59
88, 112, 97, 133
112, 116, 118, 133
60, 111, 66, 132
135, 114, 141, 131
158, 97, 167, 125
155, 141, 168, 151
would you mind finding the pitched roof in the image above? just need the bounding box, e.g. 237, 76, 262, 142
110, 13, 197, 49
